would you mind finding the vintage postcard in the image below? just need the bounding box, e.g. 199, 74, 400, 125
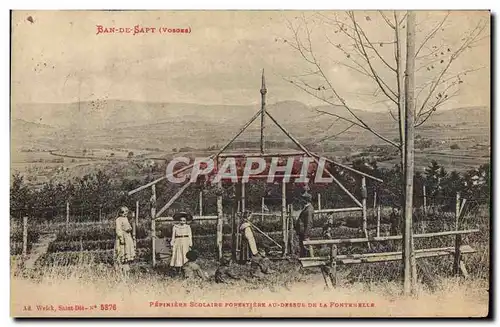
10, 10, 490, 317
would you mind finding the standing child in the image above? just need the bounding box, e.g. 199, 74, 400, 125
114, 206, 136, 277
170, 212, 193, 274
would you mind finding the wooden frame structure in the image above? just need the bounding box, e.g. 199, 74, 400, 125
299, 229, 479, 288
127, 70, 383, 266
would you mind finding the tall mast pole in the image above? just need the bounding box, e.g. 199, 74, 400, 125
260, 69, 267, 154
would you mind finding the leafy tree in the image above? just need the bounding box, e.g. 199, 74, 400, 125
10, 173, 31, 219
424, 160, 447, 199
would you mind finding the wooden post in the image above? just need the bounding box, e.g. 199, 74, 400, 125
241, 181, 246, 213
132, 215, 137, 248
453, 234, 462, 276
453, 192, 461, 276
330, 244, 338, 287
216, 158, 223, 260
376, 204, 381, 237
151, 184, 157, 267
317, 193, 322, 223
261, 197, 265, 223
373, 191, 377, 210
236, 200, 241, 257
99, 207, 102, 222
135, 200, 139, 227
361, 177, 370, 249
66, 201, 70, 228
403, 11, 417, 295
79, 236, 84, 263
281, 178, 287, 256
260, 68, 267, 154
22, 216, 28, 256
423, 185, 427, 215
288, 204, 294, 255
231, 198, 237, 261
199, 190, 203, 216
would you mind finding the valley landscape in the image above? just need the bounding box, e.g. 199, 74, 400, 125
11, 100, 490, 186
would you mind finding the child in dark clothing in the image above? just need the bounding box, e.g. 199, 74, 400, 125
251, 248, 275, 278
215, 257, 241, 283
182, 250, 206, 280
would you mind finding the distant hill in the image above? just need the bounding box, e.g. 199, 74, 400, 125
10, 100, 490, 151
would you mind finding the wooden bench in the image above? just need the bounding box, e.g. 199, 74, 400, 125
299, 229, 479, 288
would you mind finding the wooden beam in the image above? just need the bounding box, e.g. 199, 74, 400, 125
265, 111, 363, 207
260, 68, 267, 154
361, 177, 370, 248
303, 229, 480, 246
330, 245, 338, 286
155, 181, 193, 217
22, 216, 28, 256
241, 181, 246, 213
66, 201, 70, 228
216, 158, 224, 260
199, 191, 203, 216
151, 185, 157, 267
129, 109, 262, 196
135, 200, 139, 226
288, 204, 294, 255
299, 245, 476, 267
261, 197, 265, 223
423, 185, 427, 215
453, 234, 462, 276
314, 207, 363, 214
219, 151, 305, 158
129, 176, 167, 196
155, 215, 218, 222
459, 198, 467, 218
217, 109, 263, 155
309, 152, 383, 183
281, 178, 287, 255
249, 222, 282, 249
376, 204, 381, 237
229, 174, 306, 180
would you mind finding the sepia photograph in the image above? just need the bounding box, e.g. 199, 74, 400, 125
9, 9, 491, 317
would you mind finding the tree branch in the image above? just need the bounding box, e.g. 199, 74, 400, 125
348, 12, 398, 103
415, 12, 450, 58
315, 108, 400, 148
416, 19, 487, 119
354, 19, 397, 72
415, 90, 459, 127
379, 11, 395, 29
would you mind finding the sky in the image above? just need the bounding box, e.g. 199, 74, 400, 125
11, 10, 490, 111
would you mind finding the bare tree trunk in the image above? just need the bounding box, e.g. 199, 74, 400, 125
395, 11, 405, 169
403, 10, 417, 296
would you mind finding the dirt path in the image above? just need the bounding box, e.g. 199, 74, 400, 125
24, 233, 57, 269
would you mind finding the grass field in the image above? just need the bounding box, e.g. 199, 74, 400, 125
10, 204, 490, 317
10, 258, 489, 317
